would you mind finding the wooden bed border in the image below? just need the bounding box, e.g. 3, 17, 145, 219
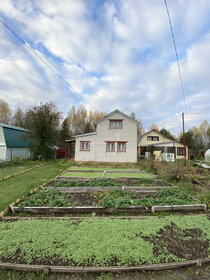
0, 258, 209, 274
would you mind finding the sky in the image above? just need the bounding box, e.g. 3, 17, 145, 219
0, 0, 210, 135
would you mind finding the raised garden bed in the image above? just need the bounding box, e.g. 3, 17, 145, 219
62, 171, 155, 179
0, 216, 209, 266
53, 178, 168, 186
45, 186, 177, 194
15, 188, 197, 208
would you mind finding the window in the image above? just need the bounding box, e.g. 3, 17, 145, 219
80, 141, 90, 151
106, 142, 115, 152
167, 147, 174, 153
147, 136, 159, 141
177, 147, 184, 156
117, 142, 126, 152
109, 119, 123, 129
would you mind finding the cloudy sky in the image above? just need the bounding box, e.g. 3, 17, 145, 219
0, 0, 210, 134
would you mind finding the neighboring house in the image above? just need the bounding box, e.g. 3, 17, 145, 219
137, 129, 188, 161
73, 109, 140, 163
0, 123, 31, 161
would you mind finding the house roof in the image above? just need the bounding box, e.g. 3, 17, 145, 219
73, 132, 97, 138
0, 122, 31, 148
94, 109, 141, 126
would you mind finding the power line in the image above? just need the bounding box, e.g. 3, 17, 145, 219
0, 18, 96, 110
163, 0, 187, 113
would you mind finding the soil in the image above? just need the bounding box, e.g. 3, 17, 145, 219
66, 192, 152, 206
145, 223, 209, 261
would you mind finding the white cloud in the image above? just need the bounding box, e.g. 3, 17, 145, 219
0, 0, 209, 134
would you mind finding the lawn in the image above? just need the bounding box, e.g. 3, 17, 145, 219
69, 167, 141, 171
63, 171, 155, 178
0, 160, 70, 212
0, 216, 209, 266
0, 160, 40, 179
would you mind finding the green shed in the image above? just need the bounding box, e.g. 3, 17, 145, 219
0, 123, 32, 161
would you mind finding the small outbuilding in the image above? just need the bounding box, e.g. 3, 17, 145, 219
0, 122, 32, 161
205, 149, 210, 162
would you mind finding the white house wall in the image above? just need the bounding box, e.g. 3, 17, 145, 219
0, 126, 6, 161
5, 148, 31, 161
75, 112, 138, 163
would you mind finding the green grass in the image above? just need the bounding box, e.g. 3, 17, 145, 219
0, 160, 70, 212
0, 216, 209, 266
63, 172, 155, 178
0, 161, 40, 179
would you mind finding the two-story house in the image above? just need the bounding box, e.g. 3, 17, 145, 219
137, 129, 188, 161
73, 109, 140, 163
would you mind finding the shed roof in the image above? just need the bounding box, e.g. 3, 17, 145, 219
0, 122, 30, 132
0, 123, 32, 148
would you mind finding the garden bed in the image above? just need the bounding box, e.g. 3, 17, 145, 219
45, 186, 176, 194
0, 216, 209, 266
15, 188, 197, 208
62, 171, 155, 179
53, 178, 169, 187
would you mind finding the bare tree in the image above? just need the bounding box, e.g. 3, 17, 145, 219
0, 99, 11, 124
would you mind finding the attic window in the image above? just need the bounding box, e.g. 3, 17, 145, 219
109, 119, 123, 129
147, 136, 159, 141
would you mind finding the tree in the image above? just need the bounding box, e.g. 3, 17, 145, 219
0, 99, 11, 124
179, 120, 210, 157
26, 102, 61, 159
12, 107, 25, 128
67, 105, 106, 135
150, 123, 159, 131
130, 112, 144, 136
179, 129, 194, 148
159, 128, 176, 140
59, 117, 72, 146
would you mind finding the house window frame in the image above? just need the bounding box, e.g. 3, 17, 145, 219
105, 141, 115, 152
80, 141, 90, 151
177, 147, 184, 156
109, 119, 123, 129
147, 136, 159, 141
117, 141, 127, 152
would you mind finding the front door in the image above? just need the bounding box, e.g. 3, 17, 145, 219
140, 146, 146, 156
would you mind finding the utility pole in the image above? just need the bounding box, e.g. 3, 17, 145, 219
182, 112, 187, 167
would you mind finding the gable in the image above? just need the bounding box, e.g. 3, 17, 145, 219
94, 109, 140, 126
138, 130, 173, 146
